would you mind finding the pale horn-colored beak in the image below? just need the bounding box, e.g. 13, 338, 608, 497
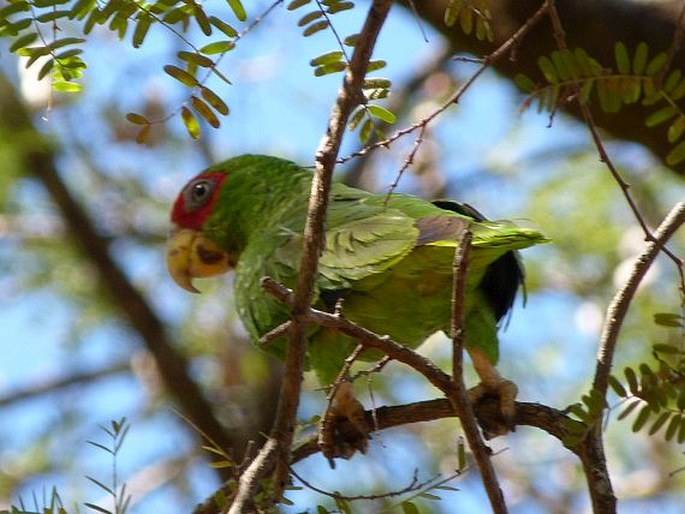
166, 227, 232, 293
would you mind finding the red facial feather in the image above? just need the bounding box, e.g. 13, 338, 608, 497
171, 172, 228, 230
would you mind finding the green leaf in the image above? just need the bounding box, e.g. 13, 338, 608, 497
200, 86, 229, 115
309, 50, 344, 67
664, 69, 682, 93
209, 16, 237, 37
363, 77, 391, 89
49, 37, 86, 50
678, 417, 685, 443
326, 1, 353, 14
653, 312, 684, 327
343, 33, 359, 46
199, 40, 235, 55
348, 106, 365, 130
36, 9, 71, 22
538, 55, 558, 84
226, 0, 246, 21
181, 105, 201, 139
298, 10, 322, 26
163, 64, 199, 87
665, 413, 681, 441
37, 58, 55, 81
193, 3, 212, 35
178, 51, 213, 68
401, 501, 420, 514
618, 399, 641, 421
359, 118, 373, 143
514, 73, 536, 93
459, 6, 473, 34
608, 375, 627, 398
444, 0, 461, 27
302, 19, 328, 37
666, 139, 685, 166
649, 411, 671, 436
69, 0, 95, 19
632, 404, 652, 432
367, 104, 396, 124
9, 32, 37, 52
132, 13, 152, 48
633, 42, 649, 75
191, 95, 220, 128
645, 51, 668, 76
53, 80, 82, 92
645, 105, 678, 127
652, 343, 681, 354
0, 1, 30, 20
314, 61, 347, 76
126, 112, 149, 125
614, 41, 630, 75
287, 0, 311, 9
579, 79, 594, 104
367, 59, 386, 72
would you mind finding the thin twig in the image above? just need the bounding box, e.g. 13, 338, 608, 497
449, 229, 508, 514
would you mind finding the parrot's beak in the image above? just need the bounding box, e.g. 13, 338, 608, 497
166, 227, 232, 293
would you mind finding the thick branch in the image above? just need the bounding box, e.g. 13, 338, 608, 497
593, 201, 685, 398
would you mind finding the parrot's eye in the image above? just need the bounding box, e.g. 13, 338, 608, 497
185, 178, 215, 210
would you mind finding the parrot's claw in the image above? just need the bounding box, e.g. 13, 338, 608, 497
318, 382, 370, 467
468, 379, 518, 438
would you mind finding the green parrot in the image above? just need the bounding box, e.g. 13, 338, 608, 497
166, 154, 548, 452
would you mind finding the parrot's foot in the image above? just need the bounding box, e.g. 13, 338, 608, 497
468, 379, 518, 438
318, 382, 370, 466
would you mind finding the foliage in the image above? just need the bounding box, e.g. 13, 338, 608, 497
516, 41, 685, 165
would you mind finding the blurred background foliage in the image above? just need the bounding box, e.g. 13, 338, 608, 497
1, 0, 685, 513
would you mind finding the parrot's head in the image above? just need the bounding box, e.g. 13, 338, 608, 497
166, 170, 233, 293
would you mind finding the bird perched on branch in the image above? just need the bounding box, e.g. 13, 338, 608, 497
166, 154, 548, 457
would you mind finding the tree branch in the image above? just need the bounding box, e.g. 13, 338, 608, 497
226, 2, 394, 511
593, 201, 685, 398
449, 229, 507, 514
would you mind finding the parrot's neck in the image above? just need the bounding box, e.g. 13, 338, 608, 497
204, 156, 312, 257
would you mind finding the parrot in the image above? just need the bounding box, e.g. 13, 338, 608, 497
166, 154, 548, 455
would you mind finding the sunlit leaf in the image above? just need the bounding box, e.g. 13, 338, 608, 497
287, 0, 310, 9
178, 50, 213, 68
181, 105, 201, 139
191, 95, 220, 128
309, 50, 344, 67
298, 10, 323, 27
302, 19, 328, 37
209, 16, 237, 37
614, 41, 630, 75
226, 0, 246, 21
632, 41, 649, 75
367, 104, 396, 124
200, 86, 229, 115
199, 40, 235, 55
163, 64, 199, 87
